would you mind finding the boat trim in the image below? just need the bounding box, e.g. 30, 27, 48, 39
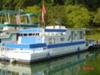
47, 41, 86, 48
4, 41, 86, 49
45, 29, 66, 32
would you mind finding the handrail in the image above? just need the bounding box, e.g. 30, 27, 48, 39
0, 33, 15, 40
0, 24, 39, 28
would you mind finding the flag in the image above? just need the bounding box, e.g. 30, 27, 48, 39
41, 0, 46, 23
16, 14, 21, 24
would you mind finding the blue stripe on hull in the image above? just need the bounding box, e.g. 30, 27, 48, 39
5, 43, 46, 49
47, 41, 86, 48
4, 41, 86, 49
45, 29, 66, 32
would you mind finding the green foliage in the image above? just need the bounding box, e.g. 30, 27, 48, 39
46, 5, 65, 25
64, 5, 91, 28
93, 8, 100, 26
0, 0, 100, 28
46, 5, 91, 28
24, 5, 41, 23
25, 5, 40, 15
0, 0, 26, 10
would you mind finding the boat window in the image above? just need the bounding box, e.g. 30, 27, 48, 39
32, 33, 35, 36
22, 73, 30, 75
29, 33, 32, 36
60, 37, 64, 41
18, 33, 40, 36
36, 33, 39, 36
0, 69, 19, 75
20, 34, 23, 36
0, 39, 1, 43
61, 33, 64, 36
48, 38, 52, 44
17, 33, 20, 36
24, 34, 27, 36
80, 31, 84, 39
71, 31, 74, 40
18, 34, 26, 36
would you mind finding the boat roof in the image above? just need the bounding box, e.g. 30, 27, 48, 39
0, 23, 40, 28
0, 10, 39, 16
0, 10, 21, 15
17, 28, 86, 34
20, 13, 39, 17
17, 28, 43, 33
17, 28, 67, 33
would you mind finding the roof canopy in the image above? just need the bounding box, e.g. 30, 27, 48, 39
17, 28, 42, 33
0, 10, 20, 15
0, 10, 40, 16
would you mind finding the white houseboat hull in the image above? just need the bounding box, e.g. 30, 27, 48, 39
0, 44, 88, 63
0, 26, 90, 63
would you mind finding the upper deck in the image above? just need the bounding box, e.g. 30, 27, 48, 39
0, 10, 40, 28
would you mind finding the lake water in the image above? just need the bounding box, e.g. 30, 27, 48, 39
0, 50, 100, 75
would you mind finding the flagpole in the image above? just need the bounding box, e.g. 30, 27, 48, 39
41, 0, 46, 27
42, 0, 45, 27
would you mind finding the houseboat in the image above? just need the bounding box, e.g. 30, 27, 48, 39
0, 25, 90, 63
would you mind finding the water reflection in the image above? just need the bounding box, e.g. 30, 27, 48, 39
0, 52, 98, 75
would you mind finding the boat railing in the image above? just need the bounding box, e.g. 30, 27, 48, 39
86, 40, 96, 47
0, 46, 14, 51
0, 32, 16, 41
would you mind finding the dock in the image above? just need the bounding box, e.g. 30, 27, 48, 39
88, 40, 100, 51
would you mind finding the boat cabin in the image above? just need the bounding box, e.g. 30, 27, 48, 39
4, 26, 86, 49
17, 28, 43, 44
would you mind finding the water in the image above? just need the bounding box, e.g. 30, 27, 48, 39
0, 50, 99, 75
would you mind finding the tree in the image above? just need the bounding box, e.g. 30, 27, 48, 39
64, 5, 91, 28
46, 5, 65, 25
93, 8, 100, 26
0, 0, 26, 10
46, 5, 91, 28
25, 5, 41, 23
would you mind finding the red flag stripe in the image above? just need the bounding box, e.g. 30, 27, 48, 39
41, 0, 46, 23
